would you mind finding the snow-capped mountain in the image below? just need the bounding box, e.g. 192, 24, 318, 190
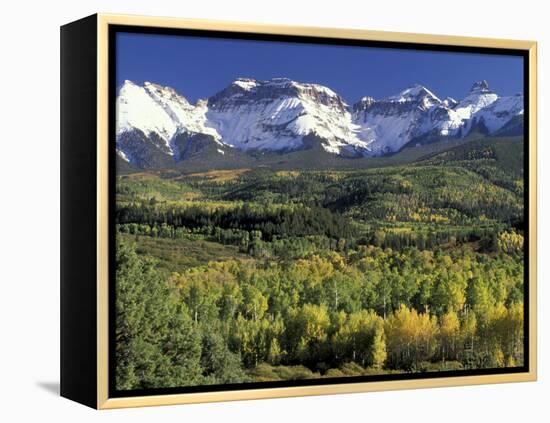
205, 78, 371, 155
116, 80, 223, 166
349, 80, 522, 154
450, 80, 500, 135
469, 92, 524, 133
352, 84, 445, 154
116, 78, 523, 168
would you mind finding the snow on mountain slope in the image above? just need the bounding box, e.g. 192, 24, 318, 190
442, 97, 458, 108
385, 84, 441, 107
471, 92, 524, 133
352, 84, 444, 154
205, 78, 371, 154
351, 80, 521, 154
116, 80, 179, 153
142, 82, 221, 141
116, 78, 524, 167
116, 80, 221, 162
451, 80, 499, 132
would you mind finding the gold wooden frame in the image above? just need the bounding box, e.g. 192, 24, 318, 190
95, 13, 537, 409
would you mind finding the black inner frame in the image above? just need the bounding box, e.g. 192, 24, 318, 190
108, 24, 531, 399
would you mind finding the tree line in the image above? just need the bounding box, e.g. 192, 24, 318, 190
116, 201, 354, 242
116, 219, 522, 257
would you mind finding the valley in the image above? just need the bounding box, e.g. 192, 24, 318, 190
115, 135, 525, 389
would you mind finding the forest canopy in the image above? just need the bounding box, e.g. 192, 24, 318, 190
115, 138, 525, 389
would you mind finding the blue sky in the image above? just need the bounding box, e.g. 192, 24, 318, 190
116, 32, 523, 104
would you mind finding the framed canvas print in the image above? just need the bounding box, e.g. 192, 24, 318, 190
60, 14, 537, 409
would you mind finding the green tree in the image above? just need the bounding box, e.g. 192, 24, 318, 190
115, 239, 202, 390
333, 310, 386, 368
199, 326, 248, 384
286, 304, 330, 364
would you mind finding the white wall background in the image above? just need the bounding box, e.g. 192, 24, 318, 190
0, 0, 546, 421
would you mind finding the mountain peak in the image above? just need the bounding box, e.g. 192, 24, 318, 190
442, 97, 458, 108
359, 96, 376, 105
143, 81, 191, 107
270, 77, 292, 83
206, 77, 357, 153
352, 96, 376, 113
470, 80, 492, 94
457, 80, 498, 115
232, 78, 259, 91
387, 84, 440, 104
212, 77, 345, 109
